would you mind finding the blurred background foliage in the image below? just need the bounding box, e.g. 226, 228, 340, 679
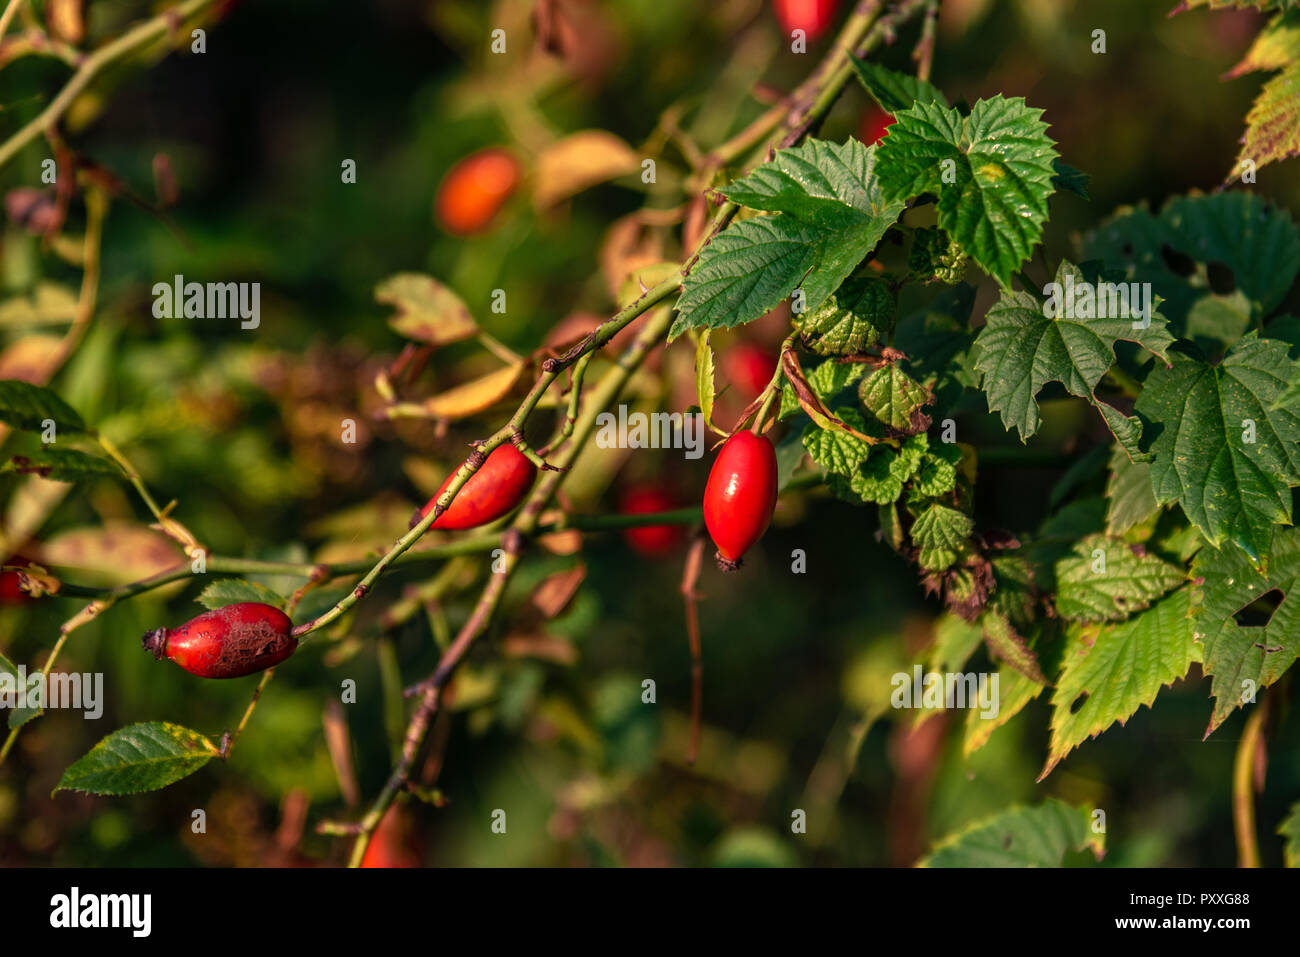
1, 0, 1298, 867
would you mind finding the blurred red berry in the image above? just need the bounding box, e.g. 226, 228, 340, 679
858, 107, 896, 146
620, 486, 686, 558
361, 806, 422, 868
773, 0, 839, 42
723, 343, 778, 402
435, 148, 522, 236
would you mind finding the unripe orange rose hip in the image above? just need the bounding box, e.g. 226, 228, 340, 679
435, 148, 521, 236
411, 444, 538, 531
143, 602, 296, 679
703, 431, 779, 571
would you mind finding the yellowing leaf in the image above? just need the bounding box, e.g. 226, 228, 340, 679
376, 273, 478, 346
534, 130, 640, 209
420, 361, 527, 419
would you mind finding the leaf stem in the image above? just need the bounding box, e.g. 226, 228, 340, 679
1233, 697, 1268, 868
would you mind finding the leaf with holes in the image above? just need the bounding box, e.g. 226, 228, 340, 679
919, 798, 1106, 867
1041, 588, 1198, 779
973, 261, 1173, 445
875, 95, 1058, 288
1136, 335, 1300, 566
1054, 534, 1185, 622
54, 722, 220, 795
1192, 525, 1300, 735
1, 448, 122, 483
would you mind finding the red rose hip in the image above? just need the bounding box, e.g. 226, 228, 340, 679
411, 444, 537, 531
143, 602, 296, 679
703, 431, 779, 571
773, 0, 839, 42
435, 148, 521, 236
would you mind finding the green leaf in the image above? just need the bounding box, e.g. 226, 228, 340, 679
1042, 588, 1198, 779
919, 798, 1106, 867
859, 362, 931, 432
1192, 526, 1300, 734
974, 261, 1174, 445
1085, 194, 1300, 336
0, 654, 41, 729
1135, 335, 1300, 565
694, 330, 716, 428
1054, 533, 1185, 622
926, 613, 984, 671
672, 139, 904, 340
849, 56, 949, 113
196, 578, 286, 610
0, 448, 122, 483
1051, 159, 1090, 200
54, 722, 220, 796
875, 95, 1058, 288
963, 666, 1044, 756
1105, 444, 1160, 535
1281, 801, 1300, 868
0, 380, 86, 433
911, 503, 973, 572
801, 407, 874, 475
792, 276, 893, 355
0, 282, 79, 327
376, 273, 478, 346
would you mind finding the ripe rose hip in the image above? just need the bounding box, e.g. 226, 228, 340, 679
773, 0, 839, 41
619, 485, 686, 558
411, 444, 537, 531
703, 431, 779, 570
143, 602, 296, 679
723, 343, 778, 402
361, 806, 421, 868
435, 148, 521, 236
858, 106, 896, 147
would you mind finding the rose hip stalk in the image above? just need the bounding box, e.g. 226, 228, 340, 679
703, 431, 778, 571
410, 444, 537, 530
143, 602, 296, 679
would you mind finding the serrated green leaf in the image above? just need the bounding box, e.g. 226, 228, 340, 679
672, 139, 904, 340
0, 448, 122, 483
919, 798, 1105, 867
875, 95, 1058, 288
1135, 335, 1300, 565
1105, 444, 1161, 535
926, 613, 984, 671
676, 138, 899, 340
1041, 588, 1198, 779
671, 216, 818, 339
911, 504, 973, 573
1226, 10, 1300, 77
54, 722, 219, 795
849, 56, 949, 113
801, 407, 873, 475
1281, 801, 1300, 867
0, 654, 40, 729
196, 578, 286, 610
0, 380, 86, 433
974, 261, 1174, 444
793, 276, 893, 355
1193, 526, 1300, 734
1054, 533, 1185, 622
860, 362, 931, 432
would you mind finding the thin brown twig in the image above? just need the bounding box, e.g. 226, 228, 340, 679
680, 534, 706, 765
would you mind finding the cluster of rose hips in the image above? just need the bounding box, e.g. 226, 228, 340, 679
144, 401, 778, 679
